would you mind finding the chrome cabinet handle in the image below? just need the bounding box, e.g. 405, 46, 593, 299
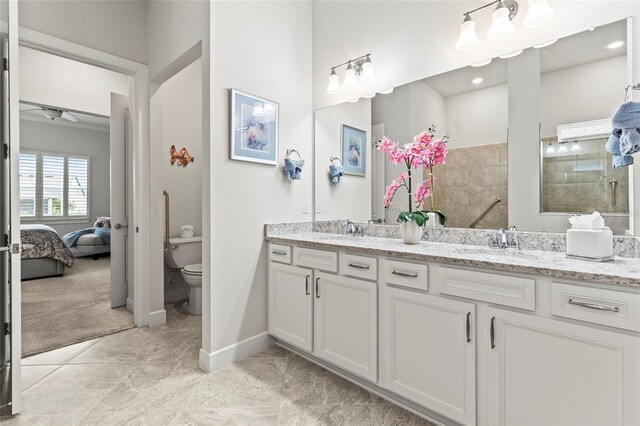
490, 317, 496, 349
348, 263, 370, 270
272, 250, 287, 255
392, 270, 418, 278
466, 312, 471, 343
568, 299, 619, 313
315, 278, 320, 299
305, 275, 310, 296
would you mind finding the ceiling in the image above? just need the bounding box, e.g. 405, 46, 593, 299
19, 102, 110, 132
424, 19, 627, 98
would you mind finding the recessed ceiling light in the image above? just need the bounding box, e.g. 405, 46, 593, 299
472, 77, 483, 85
533, 39, 558, 48
379, 88, 394, 94
607, 40, 625, 49
363, 93, 376, 99
499, 49, 524, 59
471, 58, 492, 67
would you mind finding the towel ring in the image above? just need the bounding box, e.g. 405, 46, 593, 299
330, 156, 343, 165
625, 83, 640, 102
286, 149, 302, 160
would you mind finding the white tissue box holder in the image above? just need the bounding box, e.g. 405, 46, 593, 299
566, 228, 614, 262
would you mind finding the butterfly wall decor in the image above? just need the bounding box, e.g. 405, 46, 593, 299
170, 145, 195, 167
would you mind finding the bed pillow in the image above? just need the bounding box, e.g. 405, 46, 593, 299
94, 216, 111, 228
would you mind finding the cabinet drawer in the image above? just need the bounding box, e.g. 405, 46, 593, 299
550, 282, 640, 332
436, 266, 535, 311
269, 244, 291, 264
340, 253, 377, 281
382, 259, 428, 291
293, 247, 338, 272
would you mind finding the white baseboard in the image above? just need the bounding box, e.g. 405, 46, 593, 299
126, 298, 135, 314
199, 332, 275, 373
148, 309, 166, 327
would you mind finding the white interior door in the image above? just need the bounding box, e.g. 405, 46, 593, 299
110, 93, 129, 308
1, 0, 21, 415
371, 123, 386, 223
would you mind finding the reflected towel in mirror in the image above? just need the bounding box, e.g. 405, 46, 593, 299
329, 163, 344, 183
606, 129, 633, 169
284, 158, 305, 180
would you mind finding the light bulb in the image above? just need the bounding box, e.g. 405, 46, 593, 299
571, 141, 581, 152
359, 56, 376, 84
499, 49, 523, 59
471, 59, 492, 67
326, 68, 342, 95
524, 0, 554, 28
546, 142, 555, 154
253, 102, 264, 117
342, 63, 358, 90
487, 2, 515, 41
455, 15, 480, 51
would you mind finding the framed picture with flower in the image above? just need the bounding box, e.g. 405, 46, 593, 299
341, 124, 366, 176
230, 88, 279, 165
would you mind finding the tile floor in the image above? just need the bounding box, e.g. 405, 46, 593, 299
4, 305, 433, 425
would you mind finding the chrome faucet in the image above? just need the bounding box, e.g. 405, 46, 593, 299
492, 228, 521, 250
345, 220, 365, 237
495, 228, 508, 248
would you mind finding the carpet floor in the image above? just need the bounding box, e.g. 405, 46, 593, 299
21, 256, 134, 358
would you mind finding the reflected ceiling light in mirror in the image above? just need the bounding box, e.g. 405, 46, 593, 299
607, 40, 625, 49
455, 14, 480, 51
379, 88, 394, 94
471, 58, 492, 67
253, 102, 265, 117
487, 1, 515, 41
558, 141, 568, 153
326, 54, 377, 94
571, 141, 581, 152
523, 0, 555, 28
326, 68, 342, 94
499, 49, 523, 58
533, 39, 558, 48
472, 77, 484, 85
546, 142, 555, 154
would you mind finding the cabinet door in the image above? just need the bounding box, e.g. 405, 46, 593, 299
268, 263, 313, 352
488, 307, 640, 426
382, 286, 476, 425
314, 272, 377, 382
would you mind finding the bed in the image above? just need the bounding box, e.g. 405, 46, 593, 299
20, 224, 75, 280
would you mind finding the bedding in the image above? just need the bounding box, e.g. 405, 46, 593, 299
63, 227, 111, 247
20, 224, 75, 268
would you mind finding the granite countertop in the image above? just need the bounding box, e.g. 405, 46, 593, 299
266, 232, 640, 288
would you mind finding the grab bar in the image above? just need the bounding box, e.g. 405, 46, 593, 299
469, 197, 501, 228
163, 190, 170, 252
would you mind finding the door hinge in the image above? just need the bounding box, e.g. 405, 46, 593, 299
4, 322, 10, 335
2, 143, 8, 159
2, 58, 7, 71
3, 233, 8, 246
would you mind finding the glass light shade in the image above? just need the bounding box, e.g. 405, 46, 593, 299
455, 18, 480, 51
558, 143, 568, 153
487, 4, 514, 41
571, 141, 581, 152
326, 72, 342, 94
360, 61, 377, 84
524, 0, 554, 28
253, 102, 265, 117
546, 143, 555, 154
342, 68, 358, 90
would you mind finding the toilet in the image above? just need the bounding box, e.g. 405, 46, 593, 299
164, 235, 202, 315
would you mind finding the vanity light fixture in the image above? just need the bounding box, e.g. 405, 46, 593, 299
533, 39, 558, 48
546, 142, 555, 154
571, 140, 581, 152
472, 77, 484, 84
558, 141, 569, 153
379, 88, 394, 94
455, 0, 554, 51
471, 58, 492, 67
325, 54, 377, 94
499, 49, 523, 58
607, 40, 625, 49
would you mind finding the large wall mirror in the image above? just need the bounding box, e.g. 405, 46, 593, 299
314, 18, 632, 235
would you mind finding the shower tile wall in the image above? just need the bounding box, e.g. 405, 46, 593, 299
542, 138, 629, 214
432, 143, 508, 229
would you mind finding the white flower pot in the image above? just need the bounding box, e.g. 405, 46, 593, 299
425, 212, 443, 227
400, 221, 423, 244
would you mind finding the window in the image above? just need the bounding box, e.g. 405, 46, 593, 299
19, 151, 90, 220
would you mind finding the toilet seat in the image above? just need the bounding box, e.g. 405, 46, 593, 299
183, 263, 202, 275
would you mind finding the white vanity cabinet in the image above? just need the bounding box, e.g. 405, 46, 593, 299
314, 272, 378, 381
487, 307, 640, 426
268, 262, 314, 352
382, 285, 476, 426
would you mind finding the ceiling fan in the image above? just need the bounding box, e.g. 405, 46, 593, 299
21, 106, 79, 123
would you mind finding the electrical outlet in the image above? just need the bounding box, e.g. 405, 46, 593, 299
302, 200, 310, 214
315, 200, 322, 214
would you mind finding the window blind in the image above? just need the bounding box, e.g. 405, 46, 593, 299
68, 157, 88, 216
19, 153, 37, 217
42, 155, 65, 217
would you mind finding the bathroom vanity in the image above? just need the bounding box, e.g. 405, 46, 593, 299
265, 225, 640, 426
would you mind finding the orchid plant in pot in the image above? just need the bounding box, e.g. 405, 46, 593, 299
377, 127, 448, 244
